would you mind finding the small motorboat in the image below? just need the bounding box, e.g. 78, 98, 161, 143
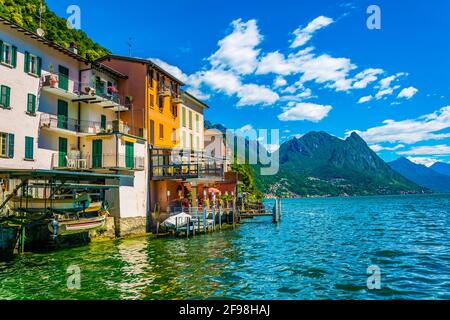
161, 212, 192, 228
48, 215, 107, 236
9, 193, 91, 213
81, 201, 103, 213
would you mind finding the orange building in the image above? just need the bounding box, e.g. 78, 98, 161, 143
96, 55, 184, 147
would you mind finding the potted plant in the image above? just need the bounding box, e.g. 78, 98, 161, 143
48, 64, 58, 88
125, 95, 133, 107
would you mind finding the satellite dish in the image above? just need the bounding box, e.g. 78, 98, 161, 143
36, 28, 45, 37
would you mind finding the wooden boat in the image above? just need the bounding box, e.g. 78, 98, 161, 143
8, 193, 91, 213
48, 215, 107, 236
82, 201, 103, 213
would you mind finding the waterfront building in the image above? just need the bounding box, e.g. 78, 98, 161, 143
0, 17, 148, 237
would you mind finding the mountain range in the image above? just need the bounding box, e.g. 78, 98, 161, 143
254, 131, 427, 197
389, 158, 450, 193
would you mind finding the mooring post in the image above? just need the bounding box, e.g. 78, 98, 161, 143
273, 198, 279, 223
186, 217, 190, 239
218, 206, 222, 230
21, 226, 25, 254
278, 198, 282, 221
203, 207, 207, 233
175, 217, 179, 236
212, 207, 216, 231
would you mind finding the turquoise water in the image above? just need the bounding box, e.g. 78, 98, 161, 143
1, 194, 450, 300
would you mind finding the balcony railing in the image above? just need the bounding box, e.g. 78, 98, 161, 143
150, 148, 225, 180
51, 152, 145, 171
41, 73, 130, 110
39, 113, 143, 137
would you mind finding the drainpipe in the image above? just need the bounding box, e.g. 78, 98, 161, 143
147, 145, 153, 232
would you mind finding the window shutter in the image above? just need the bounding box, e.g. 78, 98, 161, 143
8, 133, 14, 158
24, 51, 30, 73
101, 115, 106, 130
37, 57, 42, 76
11, 46, 17, 68
25, 137, 34, 159
27, 94, 36, 113
5, 86, 10, 108
0, 40, 4, 63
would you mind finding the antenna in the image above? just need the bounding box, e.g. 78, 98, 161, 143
36, 0, 45, 37
127, 37, 133, 57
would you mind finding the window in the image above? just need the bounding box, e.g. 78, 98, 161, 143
148, 69, 154, 88
196, 136, 200, 150
25, 136, 34, 160
159, 123, 164, 139
24, 52, 41, 76
182, 107, 186, 127
0, 85, 11, 108
149, 94, 154, 108
158, 95, 164, 112
196, 114, 199, 133
0, 132, 14, 158
27, 94, 36, 114
172, 128, 177, 144
182, 131, 186, 148
0, 41, 16, 67
190, 133, 193, 150
189, 110, 193, 130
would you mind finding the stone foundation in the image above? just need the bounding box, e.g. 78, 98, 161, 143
89, 217, 116, 240
114, 216, 148, 238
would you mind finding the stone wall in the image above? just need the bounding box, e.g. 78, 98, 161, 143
114, 216, 148, 238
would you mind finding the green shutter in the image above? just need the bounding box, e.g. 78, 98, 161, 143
1, 86, 11, 108
27, 94, 36, 114
24, 51, 29, 73
125, 142, 134, 169
11, 46, 17, 68
0, 40, 4, 63
182, 108, 186, 127
37, 57, 42, 76
25, 136, 34, 160
8, 133, 14, 158
100, 115, 106, 130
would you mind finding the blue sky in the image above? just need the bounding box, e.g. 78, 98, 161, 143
47, 0, 450, 165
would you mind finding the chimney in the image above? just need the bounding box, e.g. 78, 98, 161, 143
69, 42, 78, 54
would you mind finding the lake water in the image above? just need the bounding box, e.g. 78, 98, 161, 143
1, 194, 449, 300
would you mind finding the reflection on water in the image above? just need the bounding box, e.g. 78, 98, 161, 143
1, 194, 450, 300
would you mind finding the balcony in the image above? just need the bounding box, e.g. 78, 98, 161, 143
41, 73, 129, 112
51, 152, 145, 171
39, 114, 138, 137
150, 148, 225, 181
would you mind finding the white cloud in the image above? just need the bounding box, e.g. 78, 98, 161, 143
375, 85, 400, 100
273, 76, 287, 88
278, 102, 332, 122
237, 84, 279, 106
197, 69, 242, 95
291, 16, 334, 48
257, 51, 300, 75
358, 95, 373, 104
406, 157, 438, 167
353, 68, 384, 89
397, 86, 418, 99
209, 19, 262, 74
347, 105, 450, 144
150, 58, 189, 83
379, 75, 397, 90
399, 144, 450, 156
369, 144, 405, 152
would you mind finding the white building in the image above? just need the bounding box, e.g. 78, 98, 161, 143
0, 17, 148, 237
179, 91, 207, 151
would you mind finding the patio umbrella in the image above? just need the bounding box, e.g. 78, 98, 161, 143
207, 187, 220, 194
